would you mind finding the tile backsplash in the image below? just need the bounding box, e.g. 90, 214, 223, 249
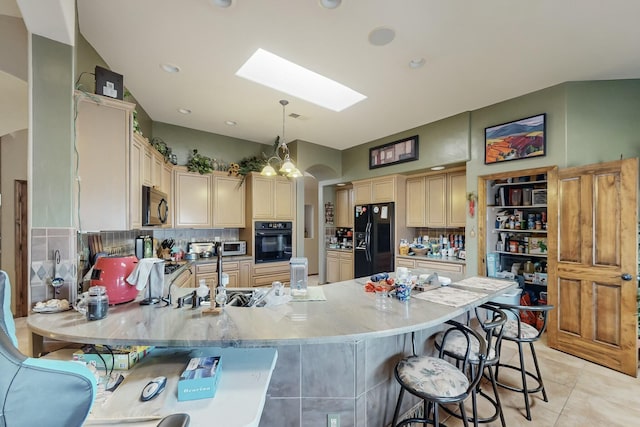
30, 227, 77, 305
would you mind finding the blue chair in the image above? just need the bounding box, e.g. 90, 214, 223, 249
0, 270, 96, 427
1, 270, 190, 427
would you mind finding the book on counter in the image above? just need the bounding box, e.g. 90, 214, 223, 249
178, 356, 222, 401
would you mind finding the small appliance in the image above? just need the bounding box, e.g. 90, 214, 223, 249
142, 186, 169, 226
90, 255, 139, 304
221, 241, 246, 256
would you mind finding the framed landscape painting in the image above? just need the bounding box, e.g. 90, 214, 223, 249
484, 114, 546, 164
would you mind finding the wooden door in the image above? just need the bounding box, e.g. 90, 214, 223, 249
447, 171, 467, 227
549, 158, 638, 376
406, 177, 426, 227
174, 170, 211, 228
426, 174, 446, 227
14, 180, 28, 318
213, 175, 245, 227
274, 178, 295, 220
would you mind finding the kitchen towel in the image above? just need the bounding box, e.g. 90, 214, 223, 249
126, 258, 165, 296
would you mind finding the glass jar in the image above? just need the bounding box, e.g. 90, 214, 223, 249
87, 286, 108, 321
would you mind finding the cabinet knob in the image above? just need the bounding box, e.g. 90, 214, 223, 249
621, 273, 633, 281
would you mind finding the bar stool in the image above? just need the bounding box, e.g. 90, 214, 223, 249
435, 304, 508, 427
487, 301, 554, 421
391, 320, 487, 427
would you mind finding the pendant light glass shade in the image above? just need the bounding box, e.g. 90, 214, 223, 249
279, 156, 296, 174
260, 164, 277, 176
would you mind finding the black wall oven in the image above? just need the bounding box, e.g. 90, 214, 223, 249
254, 221, 293, 264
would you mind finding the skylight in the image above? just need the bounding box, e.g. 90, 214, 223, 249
236, 48, 367, 112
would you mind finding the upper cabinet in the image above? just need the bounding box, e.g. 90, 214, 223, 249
353, 175, 402, 205
174, 167, 212, 228
75, 91, 135, 231
247, 173, 295, 220
129, 134, 144, 230
212, 174, 246, 228
335, 187, 354, 228
405, 169, 466, 228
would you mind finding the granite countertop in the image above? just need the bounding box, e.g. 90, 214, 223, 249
27, 274, 514, 349
396, 254, 467, 265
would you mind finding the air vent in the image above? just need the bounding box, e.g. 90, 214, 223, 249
289, 113, 301, 119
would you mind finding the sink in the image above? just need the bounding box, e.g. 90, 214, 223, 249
226, 289, 255, 307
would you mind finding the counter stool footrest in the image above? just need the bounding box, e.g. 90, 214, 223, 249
494, 362, 545, 396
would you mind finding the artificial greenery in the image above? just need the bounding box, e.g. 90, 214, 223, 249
237, 136, 281, 177
186, 149, 214, 174
150, 137, 173, 163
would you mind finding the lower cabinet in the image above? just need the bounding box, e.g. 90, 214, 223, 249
395, 256, 466, 275
172, 266, 194, 288
252, 262, 290, 287
326, 250, 353, 283
194, 260, 253, 288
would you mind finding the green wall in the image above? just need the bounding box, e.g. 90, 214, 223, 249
340, 112, 471, 182
566, 80, 640, 166
31, 35, 74, 227
152, 121, 270, 167
75, 32, 153, 138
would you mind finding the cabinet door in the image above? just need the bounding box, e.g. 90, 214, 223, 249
174, 268, 194, 288
335, 188, 351, 227
275, 178, 295, 219
372, 177, 395, 202
213, 175, 246, 227
426, 174, 446, 227
251, 176, 275, 219
76, 93, 133, 231
396, 258, 416, 269
339, 253, 353, 281
326, 251, 340, 283
225, 270, 240, 288
152, 153, 163, 188
239, 260, 252, 286
406, 177, 426, 227
353, 181, 372, 205
174, 170, 211, 228
129, 137, 143, 229
161, 163, 173, 195
142, 147, 153, 187
447, 171, 466, 227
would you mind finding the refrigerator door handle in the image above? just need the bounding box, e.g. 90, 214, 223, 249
365, 222, 372, 262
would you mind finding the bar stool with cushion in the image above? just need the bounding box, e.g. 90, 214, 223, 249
487, 301, 554, 421
435, 303, 508, 427
391, 320, 487, 427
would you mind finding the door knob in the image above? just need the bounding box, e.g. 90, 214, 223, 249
621, 273, 633, 281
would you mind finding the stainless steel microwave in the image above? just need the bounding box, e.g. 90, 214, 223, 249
142, 186, 168, 226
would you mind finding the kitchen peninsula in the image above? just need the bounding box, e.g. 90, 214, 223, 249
28, 275, 515, 426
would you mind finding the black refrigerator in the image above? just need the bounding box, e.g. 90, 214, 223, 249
354, 202, 395, 278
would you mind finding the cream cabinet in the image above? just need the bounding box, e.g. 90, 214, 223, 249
406, 177, 426, 227
161, 163, 173, 195
405, 169, 466, 228
395, 256, 466, 275
326, 250, 353, 283
173, 266, 194, 288
248, 173, 295, 220
152, 152, 163, 189
212, 174, 246, 228
353, 176, 401, 205
174, 168, 212, 228
335, 187, 353, 227
252, 262, 290, 287
129, 135, 144, 229
447, 170, 467, 227
75, 91, 135, 231
142, 145, 153, 187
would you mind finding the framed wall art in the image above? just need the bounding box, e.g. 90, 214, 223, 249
484, 113, 546, 164
369, 135, 419, 169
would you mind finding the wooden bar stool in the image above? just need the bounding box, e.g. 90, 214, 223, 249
391, 320, 487, 427
435, 304, 508, 427
487, 301, 554, 421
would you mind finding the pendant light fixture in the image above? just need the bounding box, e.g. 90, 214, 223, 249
261, 100, 301, 178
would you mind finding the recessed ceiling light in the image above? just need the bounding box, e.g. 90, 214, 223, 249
318, 0, 341, 9
210, 0, 232, 8
336, 183, 346, 186
225, 120, 237, 126
409, 58, 426, 69
368, 27, 396, 46
177, 108, 191, 115
431, 166, 445, 171
160, 63, 180, 73
236, 48, 367, 112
